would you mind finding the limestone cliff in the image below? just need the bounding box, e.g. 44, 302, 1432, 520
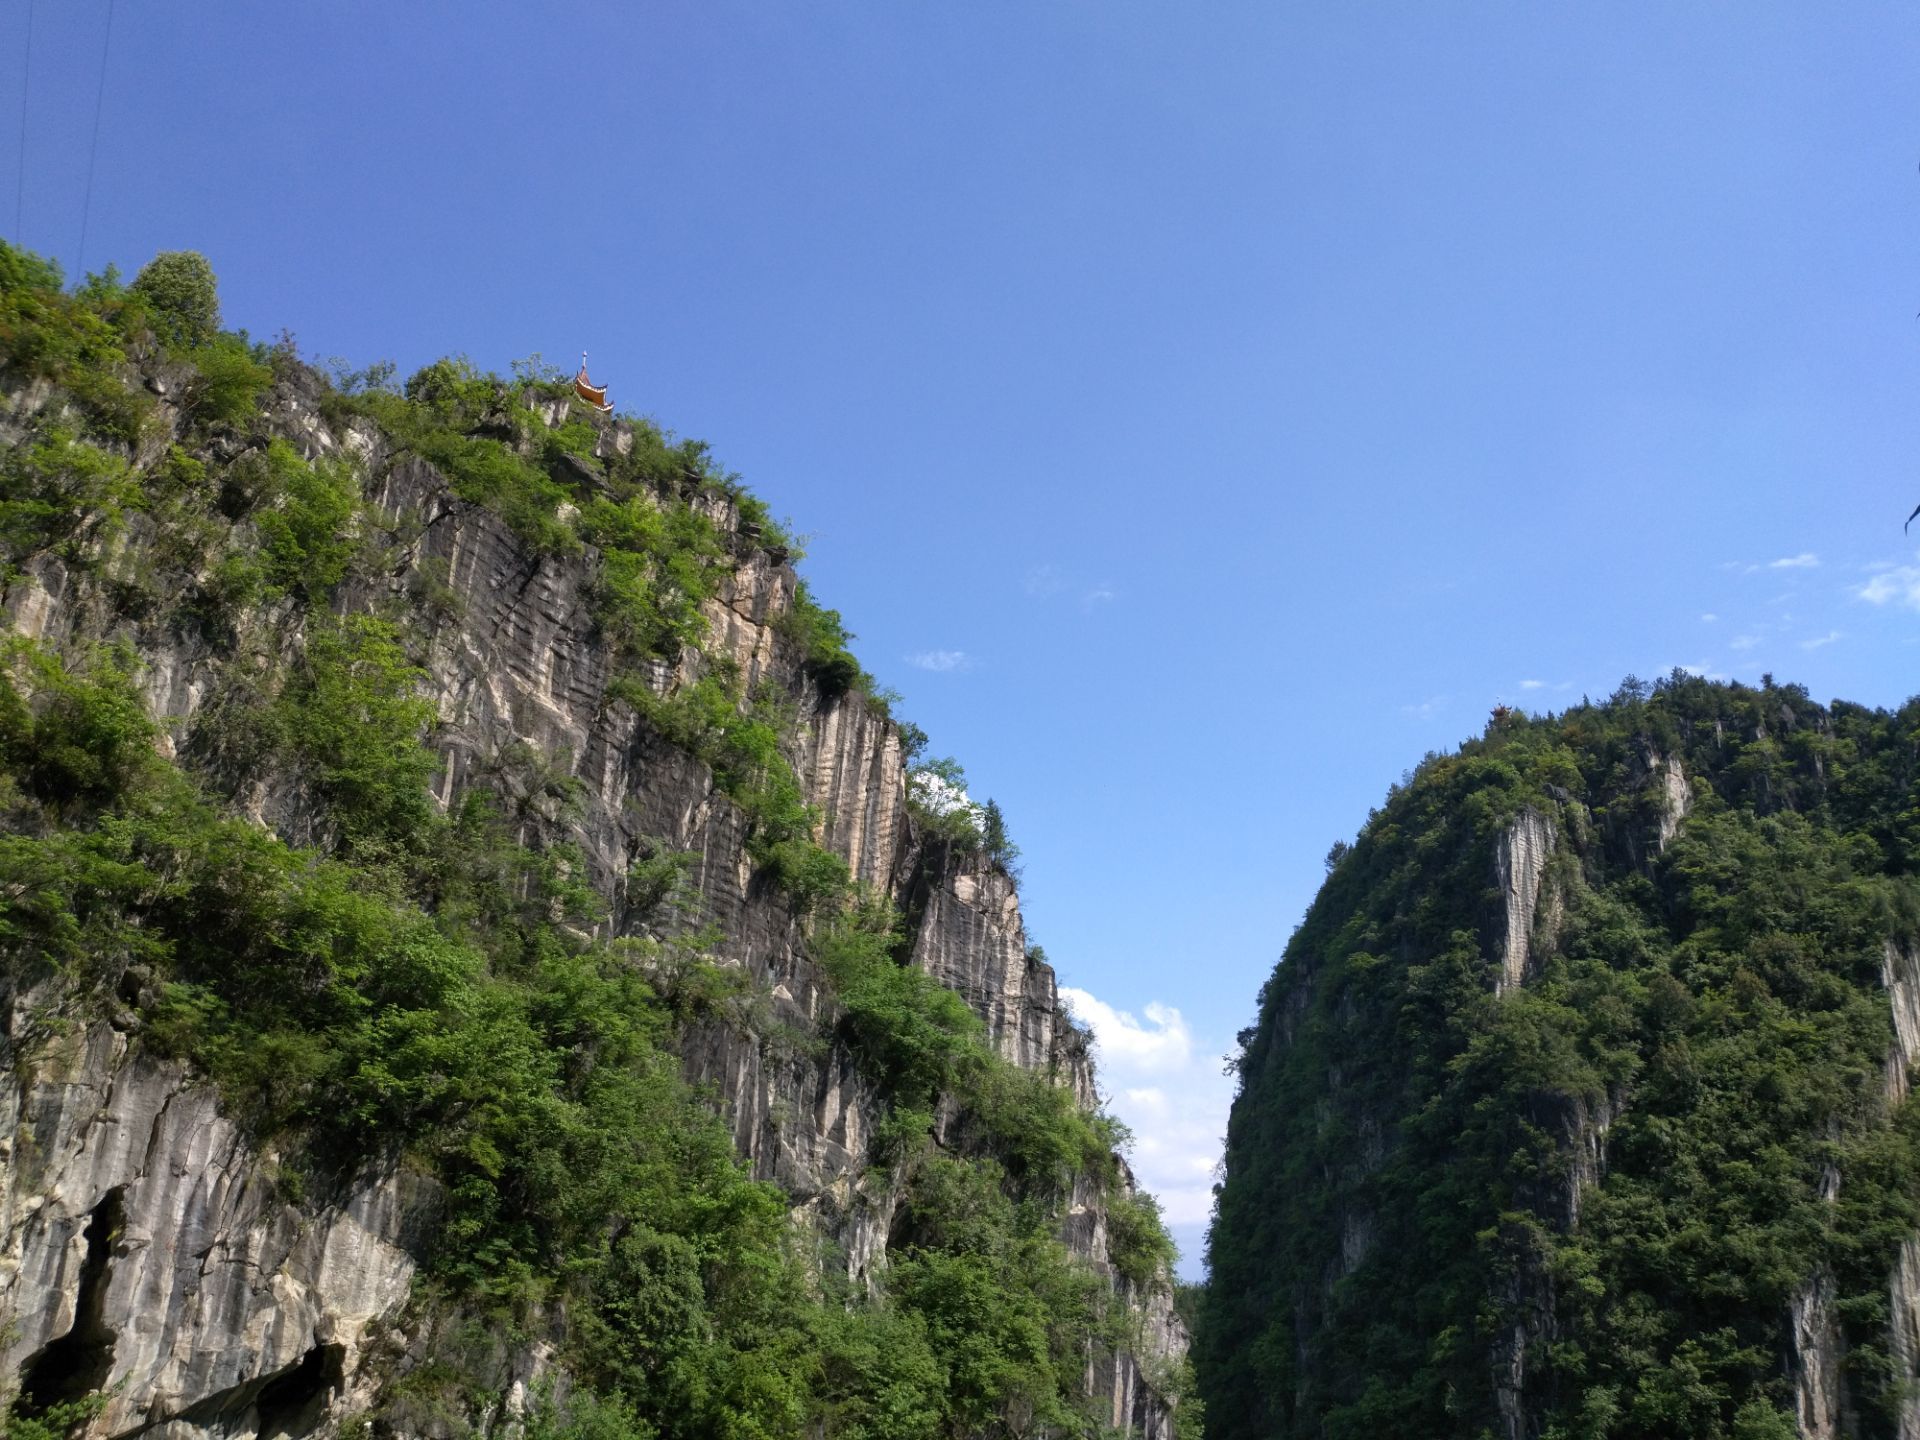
0, 303, 1185, 1439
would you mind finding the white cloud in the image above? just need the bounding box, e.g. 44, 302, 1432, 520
1770, 553, 1820, 570
1058, 989, 1192, 1074
1700, 613, 1718, 623
1800, 630, 1842, 650
1061, 985, 1235, 1245
1081, 583, 1117, 609
1730, 634, 1760, 651
1518, 679, 1545, 691
906, 649, 972, 672
1857, 566, 1920, 611
1401, 695, 1447, 720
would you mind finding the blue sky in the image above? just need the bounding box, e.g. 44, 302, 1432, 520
12, 2, 1920, 1275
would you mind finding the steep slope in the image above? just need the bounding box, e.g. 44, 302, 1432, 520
1199, 674, 1920, 1440
0, 245, 1191, 1440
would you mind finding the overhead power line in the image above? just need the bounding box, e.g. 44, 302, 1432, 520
76, 0, 115, 277
15, 0, 32, 243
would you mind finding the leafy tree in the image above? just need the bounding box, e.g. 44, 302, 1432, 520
130, 249, 221, 345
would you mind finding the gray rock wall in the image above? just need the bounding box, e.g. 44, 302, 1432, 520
0, 995, 435, 1439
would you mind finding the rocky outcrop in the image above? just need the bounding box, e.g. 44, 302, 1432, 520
1790, 1269, 1842, 1440
1494, 808, 1555, 995
1883, 944, 1920, 1440
1653, 751, 1693, 854
0, 1001, 434, 1439
910, 856, 1096, 1101
1891, 1238, 1920, 1440
1884, 941, 1920, 1107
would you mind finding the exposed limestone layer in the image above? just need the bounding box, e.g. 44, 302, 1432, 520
911, 857, 1095, 1100
0, 372, 1183, 1437
1886, 942, 1920, 1439
1885, 941, 1920, 1107
1790, 1269, 1841, 1440
1892, 1238, 1920, 1440
1654, 750, 1694, 853
1494, 808, 1555, 995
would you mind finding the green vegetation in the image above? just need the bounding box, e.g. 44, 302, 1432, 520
0, 239, 1181, 1439
0, 429, 137, 582
1199, 672, 1920, 1440
779, 581, 872, 700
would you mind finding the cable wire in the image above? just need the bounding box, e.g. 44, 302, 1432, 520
15, 0, 33, 242
75, 0, 114, 277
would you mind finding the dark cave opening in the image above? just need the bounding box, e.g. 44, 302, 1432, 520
253, 1343, 346, 1440
164, 1340, 347, 1440
16, 1187, 126, 1418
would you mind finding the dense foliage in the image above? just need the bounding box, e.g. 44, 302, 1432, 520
1198, 673, 1920, 1440
0, 242, 1182, 1439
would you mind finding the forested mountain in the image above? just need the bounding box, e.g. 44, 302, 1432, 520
1199, 672, 1920, 1439
0, 244, 1190, 1440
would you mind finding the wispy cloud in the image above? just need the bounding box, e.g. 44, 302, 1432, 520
1024, 565, 1067, 599
1519, 679, 1546, 691
1857, 566, 1920, 611
1725, 553, 1821, 576
1800, 630, 1842, 650
1061, 986, 1234, 1250
1026, 565, 1118, 611
1730, 634, 1760, 652
906, 649, 972, 673
1700, 613, 1718, 623
1401, 695, 1448, 721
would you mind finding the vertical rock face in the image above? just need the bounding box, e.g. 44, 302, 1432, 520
1790, 1270, 1841, 1440
1654, 751, 1694, 853
910, 856, 1095, 1099
0, 1004, 435, 1440
1883, 944, 1920, 1440
1494, 808, 1555, 995
1891, 1239, 1920, 1440
0, 379, 1185, 1435
1884, 941, 1920, 1107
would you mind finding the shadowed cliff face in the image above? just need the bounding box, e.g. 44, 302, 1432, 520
1199, 690, 1920, 1440
0, 334, 1187, 1439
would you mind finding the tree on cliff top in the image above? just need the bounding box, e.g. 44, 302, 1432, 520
131, 251, 221, 346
